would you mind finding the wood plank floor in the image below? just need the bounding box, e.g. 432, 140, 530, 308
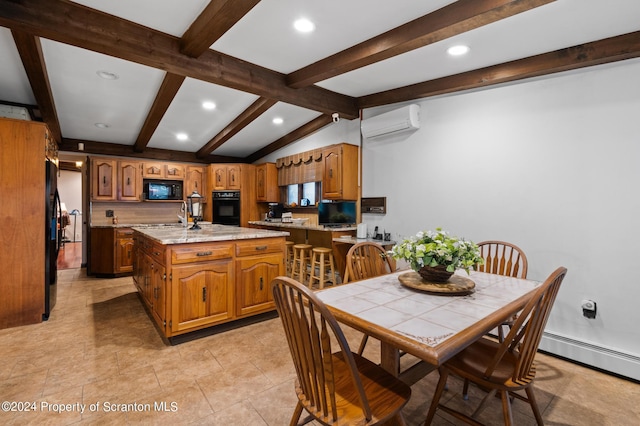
57, 241, 82, 270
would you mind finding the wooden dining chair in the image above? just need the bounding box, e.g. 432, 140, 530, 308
424, 267, 567, 426
476, 240, 528, 279
344, 242, 394, 355
271, 276, 411, 426
476, 241, 529, 342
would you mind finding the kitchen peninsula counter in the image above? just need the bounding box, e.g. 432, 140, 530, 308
248, 221, 356, 279
132, 224, 288, 342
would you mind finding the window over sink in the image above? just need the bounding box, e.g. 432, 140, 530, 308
286, 182, 319, 207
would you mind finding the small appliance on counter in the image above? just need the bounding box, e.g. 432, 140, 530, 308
357, 223, 367, 239
281, 212, 293, 223
265, 203, 286, 222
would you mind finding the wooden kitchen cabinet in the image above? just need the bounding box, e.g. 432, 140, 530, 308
227, 165, 241, 190
322, 143, 359, 201
0, 119, 50, 329
166, 164, 185, 179
170, 260, 234, 334
90, 227, 135, 276
149, 260, 166, 326
91, 157, 142, 201
235, 238, 284, 317
91, 158, 117, 201
142, 161, 185, 179
235, 254, 282, 317
211, 164, 228, 190
134, 235, 166, 326
117, 160, 141, 201
211, 164, 241, 190
132, 230, 284, 340
186, 165, 206, 197
256, 162, 278, 202
115, 228, 135, 273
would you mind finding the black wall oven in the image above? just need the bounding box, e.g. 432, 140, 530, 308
212, 191, 241, 226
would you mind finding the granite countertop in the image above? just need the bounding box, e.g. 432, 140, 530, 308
249, 220, 357, 232
132, 224, 289, 245
332, 236, 397, 246
92, 221, 212, 229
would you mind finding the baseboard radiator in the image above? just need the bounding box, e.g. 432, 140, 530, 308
539, 331, 640, 382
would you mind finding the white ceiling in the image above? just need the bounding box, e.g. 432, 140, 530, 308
0, 0, 639, 160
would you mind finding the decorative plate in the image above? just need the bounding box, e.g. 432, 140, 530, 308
398, 271, 475, 296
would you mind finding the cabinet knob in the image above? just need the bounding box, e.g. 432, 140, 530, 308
255, 245, 267, 251
259, 276, 263, 291
202, 287, 207, 302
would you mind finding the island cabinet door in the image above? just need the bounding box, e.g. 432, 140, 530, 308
170, 261, 234, 334
150, 262, 166, 328
235, 254, 283, 317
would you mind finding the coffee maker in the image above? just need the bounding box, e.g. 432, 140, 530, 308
266, 203, 285, 221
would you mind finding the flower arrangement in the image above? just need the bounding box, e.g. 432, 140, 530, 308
390, 228, 484, 275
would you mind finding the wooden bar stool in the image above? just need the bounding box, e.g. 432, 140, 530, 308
309, 247, 336, 290
285, 241, 295, 277
291, 244, 313, 285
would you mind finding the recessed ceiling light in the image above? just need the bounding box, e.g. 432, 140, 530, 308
94, 122, 110, 129
272, 117, 284, 125
96, 70, 119, 80
202, 101, 216, 110
447, 45, 470, 56
294, 18, 315, 33
176, 133, 188, 141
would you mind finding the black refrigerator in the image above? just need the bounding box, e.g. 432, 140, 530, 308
45, 160, 61, 320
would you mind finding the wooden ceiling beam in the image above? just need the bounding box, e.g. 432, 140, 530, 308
0, 0, 359, 119
286, 0, 555, 88
59, 138, 242, 164
180, 0, 261, 58
358, 30, 640, 109
197, 97, 277, 158
10, 30, 62, 143
244, 115, 334, 163
133, 73, 185, 153
135, 1, 257, 154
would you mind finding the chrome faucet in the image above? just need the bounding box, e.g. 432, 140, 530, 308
178, 201, 188, 226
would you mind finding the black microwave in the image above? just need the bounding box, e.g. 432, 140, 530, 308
143, 179, 183, 201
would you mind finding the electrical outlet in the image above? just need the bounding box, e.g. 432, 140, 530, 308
581, 299, 597, 319
106, 210, 114, 217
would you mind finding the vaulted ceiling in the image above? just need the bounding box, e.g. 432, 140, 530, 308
1, 0, 639, 164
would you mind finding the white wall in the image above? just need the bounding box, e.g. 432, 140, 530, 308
360, 58, 640, 379
256, 58, 640, 379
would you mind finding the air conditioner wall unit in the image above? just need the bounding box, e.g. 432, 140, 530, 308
360, 104, 420, 139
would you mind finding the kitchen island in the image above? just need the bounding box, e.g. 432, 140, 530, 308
132, 224, 289, 342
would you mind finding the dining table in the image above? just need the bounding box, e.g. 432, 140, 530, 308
316, 269, 541, 377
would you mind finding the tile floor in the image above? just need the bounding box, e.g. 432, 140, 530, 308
1, 268, 639, 425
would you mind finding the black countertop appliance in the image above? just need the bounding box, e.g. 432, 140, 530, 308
267, 203, 285, 219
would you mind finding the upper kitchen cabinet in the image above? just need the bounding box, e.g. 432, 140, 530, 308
256, 163, 278, 202
211, 164, 241, 190
142, 161, 185, 180
322, 143, 359, 200
118, 160, 141, 201
186, 166, 206, 197
91, 157, 142, 202
91, 157, 117, 201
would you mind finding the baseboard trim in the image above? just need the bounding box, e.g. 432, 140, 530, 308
540, 331, 640, 382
